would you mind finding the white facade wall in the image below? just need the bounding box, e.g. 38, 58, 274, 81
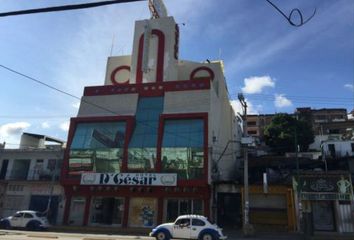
323, 140, 354, 157
130, 17, 178, 83
104, 56, 131, 85
78, 94, 138, 117
163, 90, 210, 114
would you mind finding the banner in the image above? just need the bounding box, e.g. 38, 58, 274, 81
81, 172, 177, 186
293, 173, 353, 201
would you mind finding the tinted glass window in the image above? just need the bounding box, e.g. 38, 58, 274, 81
192, 219, 205, 226
175, 218, 190, 226
128, 97, 163, 169
13, 213, 23, 218
69, 121, 126, 173
162, 119, 204, 179
23, 213, 33, 218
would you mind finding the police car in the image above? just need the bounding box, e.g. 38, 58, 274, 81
150, 215, 227, 240
0, 210, 49, 230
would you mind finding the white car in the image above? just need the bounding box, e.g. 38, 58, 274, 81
0, 210, 49, 230
150, 215, 227, 240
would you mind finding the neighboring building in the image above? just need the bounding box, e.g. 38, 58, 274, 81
246, 114, 274, 141
296, 107, 348, 135
0, 133, 65, 224
60, 1, 240, 229
322, 140, 354, 159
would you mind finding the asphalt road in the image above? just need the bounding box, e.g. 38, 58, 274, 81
0, 229, 305, 240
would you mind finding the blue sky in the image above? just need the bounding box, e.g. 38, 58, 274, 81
0, 0, 353, 147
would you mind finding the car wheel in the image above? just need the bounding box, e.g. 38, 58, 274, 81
156, 231, 169, 240
26, 221, 40, 231
1, 221, 11, 229
201, 233, 214, 240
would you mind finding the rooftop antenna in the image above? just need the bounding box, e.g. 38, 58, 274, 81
109, 34, 115, 56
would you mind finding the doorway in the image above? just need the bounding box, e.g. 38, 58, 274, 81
217, 193, 242, 228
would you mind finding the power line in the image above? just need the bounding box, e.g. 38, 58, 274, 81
0, 64, 219, 148
265, 0, 316, 27
0, 0, 145, 18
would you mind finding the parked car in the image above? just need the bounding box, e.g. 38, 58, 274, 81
0, 210, 49, 230
150, 215, 227, 240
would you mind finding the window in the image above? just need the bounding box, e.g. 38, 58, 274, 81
129, 198, 157, 228
128, 97, 163, 169
24, 213, 33, 218
165, 199, 203, 222
13, 213, 23, 218
175, 218, 190, 226
247, 121, 257, 126
90, 197, 124, 226
247, 130, 257, 135
10, 160, 30, 180
161, 119, 204, 180
69, 121, 126, 173
192, 218, 205, 226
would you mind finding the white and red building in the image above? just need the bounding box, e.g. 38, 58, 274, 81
60, 3, 240, 228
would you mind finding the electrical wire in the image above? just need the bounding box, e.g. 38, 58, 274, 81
0, 0, 145, 18
265, 0, 316, 27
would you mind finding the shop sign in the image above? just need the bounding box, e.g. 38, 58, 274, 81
80, 173, 177, 186
294, 174, 353, 201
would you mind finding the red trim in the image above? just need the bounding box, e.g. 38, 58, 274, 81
110, 65, 130, 85
157, 197, 163, 224
60, 116, 135, 185
136, 29, 165, 84
83, 196, 91, 226
190, 67, 215, 81
63, 193, 71, 225
122, 197, 130, 227
83, 78, 211, 97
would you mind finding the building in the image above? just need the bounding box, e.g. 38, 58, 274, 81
0, 133, 65, 224
246, 114, 274, 140
60, 1, 240, 229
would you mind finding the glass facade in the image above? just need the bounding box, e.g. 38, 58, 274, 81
90, 197, 124, 226
161, 119, 204, 179
69, 121, 126, 173
165, 199, 203, 222
128, 97, 163, 169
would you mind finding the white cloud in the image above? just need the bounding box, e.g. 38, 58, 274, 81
0, 122, 31, 147
344, 84, 353, 91
41, 122, 50, 129
0, 122, 30, 137
59, 121, 70, 132
230, 99, 262, 115
274, 94, 292, 108
241, 76, 275, 94
72, 102, 80, 109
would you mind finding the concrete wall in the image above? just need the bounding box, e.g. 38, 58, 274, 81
130, 17, 178, 83
104, 56, 131, 85
78, 94, 138, 117
208, 62, 240, 182
163, 90, 210, 114
322, 140, 354, 157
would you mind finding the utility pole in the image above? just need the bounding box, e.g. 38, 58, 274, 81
238, 93, 254, 236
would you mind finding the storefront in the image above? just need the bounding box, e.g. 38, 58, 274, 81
296, 172, 354, 233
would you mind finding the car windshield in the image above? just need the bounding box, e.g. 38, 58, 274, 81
35, 212, 46, 218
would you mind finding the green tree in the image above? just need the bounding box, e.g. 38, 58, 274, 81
264, 113, 314, 154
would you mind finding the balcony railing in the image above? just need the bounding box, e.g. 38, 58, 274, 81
8, 169, 60, 181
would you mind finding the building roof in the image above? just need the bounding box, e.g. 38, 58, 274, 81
23, 132, 65, 144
